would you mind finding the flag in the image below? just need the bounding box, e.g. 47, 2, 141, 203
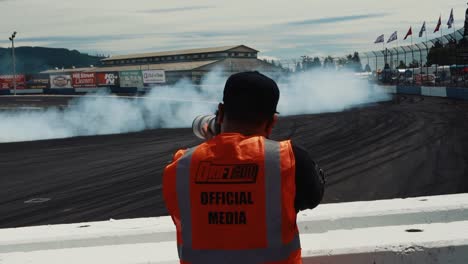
434, 16, 441, 33
387, 31, 398, 43
447, 8, 454, 28
419, 21, 426, 37
374, 34, 384, 44
404, 27, 412, 40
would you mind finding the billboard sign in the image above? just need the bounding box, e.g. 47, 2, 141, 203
50, 74, 73, 89
25, 74, 50, 89
0, 75, 26, 89
72, 72, 96, 88
142, 70, 166, 84
96, 72, 120, 87
119, 70, 143, 88
415, 74, 435, 85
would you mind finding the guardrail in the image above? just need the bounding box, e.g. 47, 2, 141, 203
1, 194, 467, 263
2, 85, 468, 101
377, 84, 468, 100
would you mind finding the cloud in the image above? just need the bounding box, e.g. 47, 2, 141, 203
0, 33, 168, 47
7, 35, 142, 43
0, 29, 369, 59
283, 13, 388, 26
139, 5, 214, 14
0, 0, 464, 60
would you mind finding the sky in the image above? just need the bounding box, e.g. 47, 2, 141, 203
0, 0, 466, 61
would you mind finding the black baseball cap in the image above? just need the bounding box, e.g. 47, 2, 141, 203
223, 71, 280, 116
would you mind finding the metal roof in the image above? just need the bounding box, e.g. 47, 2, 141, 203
101, 45, 258, 61
199, 58, 283, 72
41, 60, 219, 74
41, 67, 95, 74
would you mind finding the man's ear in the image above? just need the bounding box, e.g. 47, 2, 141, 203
266, 114, 278, 136
217, 103, 225, 124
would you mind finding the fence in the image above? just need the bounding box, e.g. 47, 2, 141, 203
362, 29, 465, 71
361, 28, 468, 87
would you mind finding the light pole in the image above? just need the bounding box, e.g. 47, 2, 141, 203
9, 31, 17, 96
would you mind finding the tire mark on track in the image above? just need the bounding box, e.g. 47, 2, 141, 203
1, 95, 468, 228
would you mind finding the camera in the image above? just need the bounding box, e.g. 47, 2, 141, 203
192, 115, 220, 140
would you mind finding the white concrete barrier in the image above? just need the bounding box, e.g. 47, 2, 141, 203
298, 193, 468, 233
375, 84, 396, 94
421, 86, 447, 97
74, 87, 108, 93
13, 89, 44, 94
302, 221, 468, 264
1, 194, 467, 263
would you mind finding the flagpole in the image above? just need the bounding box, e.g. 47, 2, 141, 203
411, 33, 414, 68
425, 29, 429, 83
454, 24, 456, 44
411, 33, 415, 84
438, 15, 441, 79
396, 36, 399, 69
383, 41, 387, 68
433, 15, 441, 80
441, 14, 443, 38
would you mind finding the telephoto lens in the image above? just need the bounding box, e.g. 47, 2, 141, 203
192, 115, 217, 140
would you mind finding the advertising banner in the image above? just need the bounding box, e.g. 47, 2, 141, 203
50, 74, 73, 89
72, 72, 96, 88
96, 72, 120, 87
0, 75, 26, 89
142, 70, 166, 84
119, 71, 144, 88
25, 74, 50, 89
415, 74, 435, 85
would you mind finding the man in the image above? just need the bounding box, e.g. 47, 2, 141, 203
163, 71, 325, 264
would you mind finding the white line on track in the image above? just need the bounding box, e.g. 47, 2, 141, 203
24, 198, 52, 204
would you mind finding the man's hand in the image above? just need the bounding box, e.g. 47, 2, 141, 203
202, 122, 216, 140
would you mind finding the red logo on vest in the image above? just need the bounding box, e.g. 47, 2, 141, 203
195, 162, 258, 184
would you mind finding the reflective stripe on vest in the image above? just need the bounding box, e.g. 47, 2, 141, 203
177, 234, 300, 264
176, 147, 197, 253
175, 139, 300, 264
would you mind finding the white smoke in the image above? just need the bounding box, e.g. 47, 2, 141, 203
0, 69, 389, 143
277, 70, 389, 115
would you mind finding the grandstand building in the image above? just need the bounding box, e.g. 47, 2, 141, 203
43, 45, 284, 84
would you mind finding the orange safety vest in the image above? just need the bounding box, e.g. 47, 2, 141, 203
163, 133, 301, 264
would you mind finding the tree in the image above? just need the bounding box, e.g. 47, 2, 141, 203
323, 56, 335, 69
397, 61, 407, 69
433, 40, 443, 48
427, 44, 456, 66
295, 62, 302, 72
408, 60, 419, 68
300, 56, 322, 71
364, 64, 372, 72
336, 57, 348, 68
301, 56, 312, 71
312, 57, 321, 68
335, 52, 362, 72
351, 52, 363, 72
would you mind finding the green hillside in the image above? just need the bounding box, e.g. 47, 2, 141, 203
0, 47, 104, 74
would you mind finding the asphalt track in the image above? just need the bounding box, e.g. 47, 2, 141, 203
0, 95, 467, 228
